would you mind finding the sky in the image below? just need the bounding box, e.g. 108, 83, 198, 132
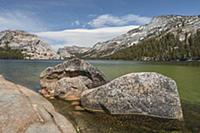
0, 0, 200, 49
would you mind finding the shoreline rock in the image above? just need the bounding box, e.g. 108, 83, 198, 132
81, 72, 183, 121
39, 58, 107, 101
0, 75, 76, 133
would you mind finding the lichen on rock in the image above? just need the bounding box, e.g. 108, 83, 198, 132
81, 72, 183, 121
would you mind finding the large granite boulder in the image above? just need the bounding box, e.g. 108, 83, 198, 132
40, 58, 107, 101
81, 72, 183, 121
0, 75, 76, 133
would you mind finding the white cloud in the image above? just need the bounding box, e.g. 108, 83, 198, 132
88, 14, 151, 28
0, 11, 46, 32
0, 11, 148, 50
36, 25, 139, 50
71, 20, 80, 26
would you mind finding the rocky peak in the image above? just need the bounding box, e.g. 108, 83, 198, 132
0, 30, 37, 38
58, 46, 90, 58
65, 46, 90, 54
148, 15, 200, 29
0, 30, 61, 60
57, 48, 72, 59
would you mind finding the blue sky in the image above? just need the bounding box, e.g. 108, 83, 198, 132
0, 0, 200, 49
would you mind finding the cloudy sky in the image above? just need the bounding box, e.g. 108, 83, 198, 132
0, 0, 200, 49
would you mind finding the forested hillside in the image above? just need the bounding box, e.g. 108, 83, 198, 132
0, 43, 24, 59
109, 31, 200, 61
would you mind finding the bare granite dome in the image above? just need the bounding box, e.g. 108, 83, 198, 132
0, 30, 61, 60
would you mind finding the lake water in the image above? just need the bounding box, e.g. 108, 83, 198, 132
0, 59, 200, 132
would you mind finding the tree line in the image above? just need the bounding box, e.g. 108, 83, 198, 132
109, 30, 200, 61
0, 42, 24, 59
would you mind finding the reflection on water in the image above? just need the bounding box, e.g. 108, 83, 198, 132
0, 59, 200, 132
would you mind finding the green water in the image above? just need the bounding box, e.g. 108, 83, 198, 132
92, 61, 200, 104
0, 59, 200, 132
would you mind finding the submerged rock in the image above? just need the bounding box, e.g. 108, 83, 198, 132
40, 58, 107, 101
81, 72, 183, 121
0, 75, 76, 133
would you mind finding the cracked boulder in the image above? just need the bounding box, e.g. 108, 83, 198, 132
0, 75, 76, 133
81, 72, 183, 121
39, 58, 107, 101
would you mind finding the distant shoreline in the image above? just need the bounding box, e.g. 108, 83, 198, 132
0, 58, 200, 64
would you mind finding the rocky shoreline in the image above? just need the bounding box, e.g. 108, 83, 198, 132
39, 58, 184, 131
0, 58, 185, 132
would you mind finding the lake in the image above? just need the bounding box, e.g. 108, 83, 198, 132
0, 59, 200, 132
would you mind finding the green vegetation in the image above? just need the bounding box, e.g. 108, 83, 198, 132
0, 43, 24, 59
110, 31, 200, 61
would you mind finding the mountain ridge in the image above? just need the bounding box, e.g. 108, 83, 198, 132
84, 15, 200, 58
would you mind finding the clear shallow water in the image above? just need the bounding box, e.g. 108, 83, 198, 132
0, 59, 199, 103
0, 59, 200, 133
